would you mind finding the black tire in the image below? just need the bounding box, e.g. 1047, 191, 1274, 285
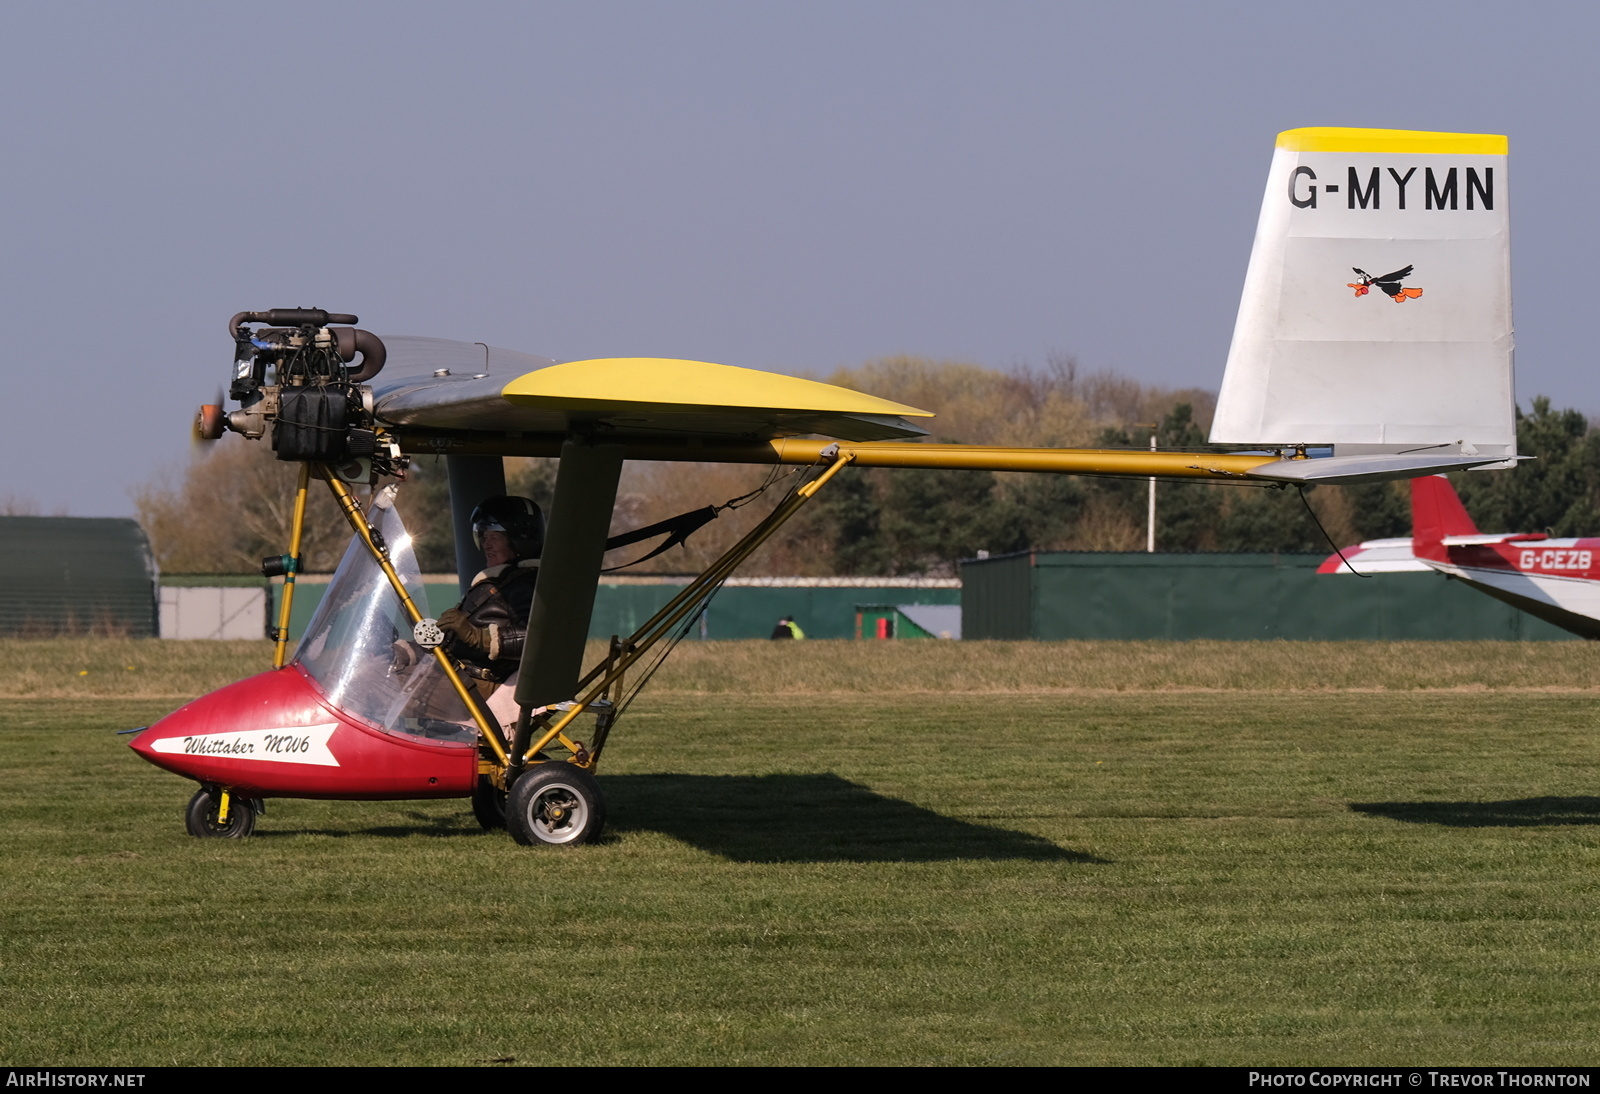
185, 787, 256, 839
472, 776, 507, 830
505, 764, 605, 846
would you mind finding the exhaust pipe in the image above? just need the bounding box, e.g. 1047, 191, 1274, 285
228, 309, 359, 340
332, 326, 386, 382
228, 309, 385, 382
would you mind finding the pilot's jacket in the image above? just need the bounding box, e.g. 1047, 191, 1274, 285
440, 558, 539, 684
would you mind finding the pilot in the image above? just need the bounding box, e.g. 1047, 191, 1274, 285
435, 494, 545, 693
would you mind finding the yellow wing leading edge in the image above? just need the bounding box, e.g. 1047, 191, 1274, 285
501, 357, 933, 420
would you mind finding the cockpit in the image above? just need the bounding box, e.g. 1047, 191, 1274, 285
292, 490, 478, 744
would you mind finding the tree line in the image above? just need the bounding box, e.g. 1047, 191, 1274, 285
136, 357, 1600, 576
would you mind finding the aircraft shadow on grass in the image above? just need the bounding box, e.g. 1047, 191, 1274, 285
1351, 797, 1600, 828
253, 773, 1103, 860
603, 773, 1103, 864
255, 812, 477, 839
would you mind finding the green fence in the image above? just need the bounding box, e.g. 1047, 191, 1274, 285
200, 551, 1574, 644
268, 579, 961, 643
961, 551, 1577, 641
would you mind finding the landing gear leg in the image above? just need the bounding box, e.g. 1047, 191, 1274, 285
184, 786, 258, 839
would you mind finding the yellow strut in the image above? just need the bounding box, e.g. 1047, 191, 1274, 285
522, 452, 856, 764
273, 463, 311, 669
569, 451, 855, 701
323, 474, 511, 769
397, 433, 1281, 481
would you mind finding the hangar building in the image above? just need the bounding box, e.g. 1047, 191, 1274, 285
0, 517, 159, 637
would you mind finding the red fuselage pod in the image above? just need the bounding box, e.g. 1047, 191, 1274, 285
129, 665, 476, 800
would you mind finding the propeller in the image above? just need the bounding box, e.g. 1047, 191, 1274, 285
192, 387, 225, 452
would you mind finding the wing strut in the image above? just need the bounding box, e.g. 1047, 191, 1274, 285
269, 463, 311, 669
507, 448, 856, 772
514, 438, 626, 711
322, 473, 510, 768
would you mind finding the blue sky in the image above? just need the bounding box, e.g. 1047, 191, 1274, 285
5, 1, 1595, 514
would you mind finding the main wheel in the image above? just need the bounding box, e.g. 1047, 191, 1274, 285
185, 787, 256, 839
505, 764, 605, 846
472, 776, 507, 830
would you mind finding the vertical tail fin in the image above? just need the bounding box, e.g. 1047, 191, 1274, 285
1211, 127, 1514, 460
1410, 475, 1479, 561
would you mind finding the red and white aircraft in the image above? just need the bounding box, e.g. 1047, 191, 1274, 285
1321, 476, 1600, 639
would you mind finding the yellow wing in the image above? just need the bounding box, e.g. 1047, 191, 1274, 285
371, 337, 1512, 483
372, 339, 930, 443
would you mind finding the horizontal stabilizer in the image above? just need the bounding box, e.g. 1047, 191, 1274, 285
1441, 533, 1542, 546
1317, 537, 1431, 574
1242, 452, 1517, 485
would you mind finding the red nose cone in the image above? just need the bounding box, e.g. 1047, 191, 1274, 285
195, 403, 225, 441
130, 666, 475, 800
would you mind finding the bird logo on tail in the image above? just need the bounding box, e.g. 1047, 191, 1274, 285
1348, 265, 1423, 302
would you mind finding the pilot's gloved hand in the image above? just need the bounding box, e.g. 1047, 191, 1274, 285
438, 607, 491, 656
390, 639, 421, 675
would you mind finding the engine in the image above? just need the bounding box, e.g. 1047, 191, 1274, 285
201, 308, 396, 470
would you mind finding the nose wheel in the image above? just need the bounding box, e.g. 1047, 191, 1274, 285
185, 787, 258, 838
505, 764, 605, 846
471, 776, 507, 830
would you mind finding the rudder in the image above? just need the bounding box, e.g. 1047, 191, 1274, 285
1410, 475, 1479, 561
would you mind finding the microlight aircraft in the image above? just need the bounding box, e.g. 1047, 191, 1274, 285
130, 127, 1521, 845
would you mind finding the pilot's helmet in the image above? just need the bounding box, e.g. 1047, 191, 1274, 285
470, 495, 545, 559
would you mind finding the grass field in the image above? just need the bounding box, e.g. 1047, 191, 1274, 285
3, 640, 1599, 1065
